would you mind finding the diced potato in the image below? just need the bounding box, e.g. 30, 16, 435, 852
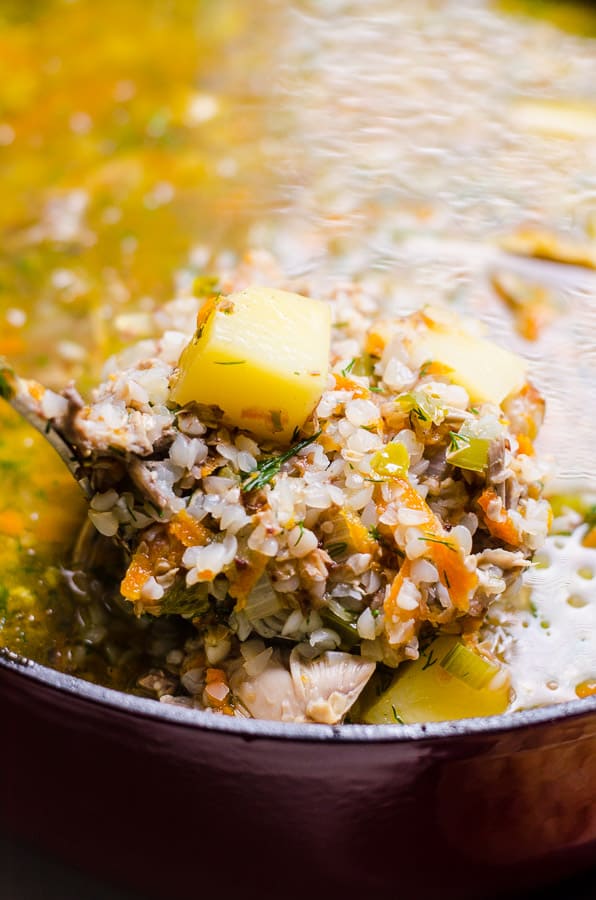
170, 287, 331, 443
411, 312, 527, 406
360, 636, 510, 724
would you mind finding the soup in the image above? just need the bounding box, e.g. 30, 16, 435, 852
1, 0, 596, 720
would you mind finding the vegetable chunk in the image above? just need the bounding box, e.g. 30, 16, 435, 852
411, 311, 527, 406
360, 636, 510, 724
170, 287, 331, 442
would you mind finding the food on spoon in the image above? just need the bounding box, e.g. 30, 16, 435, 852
12, 282, 552, 724
170, 287, 331, 442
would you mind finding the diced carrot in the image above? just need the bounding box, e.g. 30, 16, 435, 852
364, 329, 386, 358
333, 374, 370, 398
120, 547, 153, 601
516, 434, 534, 457
576, 680, 596, 699
0, 509, 26, 537
383, 479, 478, 644
228, 551, 268, 610
342, 509, 377, 555
168, 509, 211, 548
477, 489, 520, 546
121, 516, 212, 604
0, 336, 25, 355
420, 360, 454, 377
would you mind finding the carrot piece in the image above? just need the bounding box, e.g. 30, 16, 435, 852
0, 509, 26, 537
516, 434, 534, 457
383, 479, 478, 644
477, 489, 520, 546
168, 510, 211, 548
333, 373, 370, 398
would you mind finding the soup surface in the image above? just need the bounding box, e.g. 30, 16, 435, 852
1, 0, 596, 709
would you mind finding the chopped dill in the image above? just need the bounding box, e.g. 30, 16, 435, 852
241, 431, 321, 493
418, 533, 457, 552
391, 704, 404, 724
421, 649, 438, 671
448, 430, 470, 451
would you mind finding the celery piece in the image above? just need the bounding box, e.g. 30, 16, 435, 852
320, 608, 360, 649
439, 640, 499, 689
370, 442, 410, 479
360, 635, 510, 724
446, 435, 489, 473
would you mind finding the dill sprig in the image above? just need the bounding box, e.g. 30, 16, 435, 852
241, 431, 321, 493
448, 430, 470, 452
418, 533, 457, 552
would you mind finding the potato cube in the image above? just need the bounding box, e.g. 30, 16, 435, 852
170, 287, 331, 443
410, 311, 527, 406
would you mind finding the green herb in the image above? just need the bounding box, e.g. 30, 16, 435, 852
421, 648, 438, 671
371, 608, 380, 618
448, 430, 470, 451
412, 404, 430, 423
368, 525, 381, 541
270, 409, 283, 433
391, 704, 404, 724
327, 541, 348, 560
443, 569, 451, 589
214, 360, 246, 365
146, 499, 164, 518
419, 360, 433, 378
341, 358, 356, 377
370, 386, 383, 393
159, 580, 210, 617
529, 600, 539, 618
296, 521, 305, 544
241, 431, 321, 493
125, 500, 138, 522
470, 406, 480, 415
418, 533, 457, 552
0, 368, 14, 401
44, 420, 52, 434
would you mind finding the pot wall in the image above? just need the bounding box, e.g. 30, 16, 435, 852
2, 661, 596, 900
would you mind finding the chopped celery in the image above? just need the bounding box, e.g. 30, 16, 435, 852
351, 354, 376, 377
360, 635, 510, 724
446, 434, 489, 473
244, 574, 283, 621
370, 442, 410, 479
440, 640, 499, 688
320, 607, 360, 649
397, 389, 443, 426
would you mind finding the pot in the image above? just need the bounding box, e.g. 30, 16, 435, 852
2, 650, 595, 900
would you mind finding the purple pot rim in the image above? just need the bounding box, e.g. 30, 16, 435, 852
2, 649, 595, 744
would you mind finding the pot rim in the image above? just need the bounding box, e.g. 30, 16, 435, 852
2, 649, 596, 743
